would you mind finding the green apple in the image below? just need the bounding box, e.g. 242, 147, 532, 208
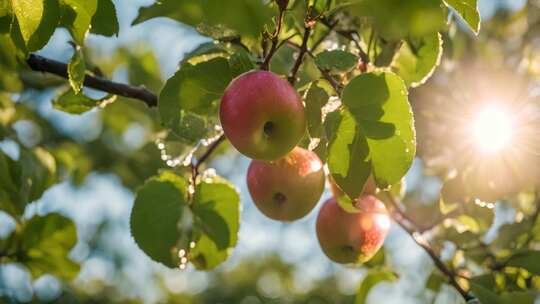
220, 70, 306, 161
316, 195, 390, 264
247, 147, 325, 221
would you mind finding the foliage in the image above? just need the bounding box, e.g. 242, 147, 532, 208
0, 0, 539, 303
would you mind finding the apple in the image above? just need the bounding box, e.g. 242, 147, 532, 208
329, 175, 378, 198
316, 195, 390, 264
220, 70, 306, 161
247, 147, 325, 221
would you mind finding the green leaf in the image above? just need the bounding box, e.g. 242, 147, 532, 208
228, 51, 255, 78
53, 88, 116, 114
444, 0, 480, 34
68, 45, 85, 93
90, 0, 118, 37
0, 35, 22, 92
0, 150, 24, 216
159, 57, 232, 125
355, 270, 397, 304
315, 50, 358, 74
130, 171, 189, 268
160, 57, 231, 118
20, 213, 79, 280
133, 0, 274, 38
499, 292, 536, 304
392, 33, 443, 88
505, 250, 540, 276
341, 71, 415, 188
60, 0, 98, 45
305, 82, 329, 138
190, 178, 240, 270
0, 0, 9, 17
0, 148, 57, 215
326, 109, 371, 200
426, 272, 445, 292
172, 111, 208, 145
347, 0, 447, 39
11, 0, 60, 51
470, 282, 503, 304
182, 42, 229, 65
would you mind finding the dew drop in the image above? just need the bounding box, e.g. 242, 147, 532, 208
178, 249, 186, 258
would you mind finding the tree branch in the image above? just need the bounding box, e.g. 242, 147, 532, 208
384, 193, 474, 302
288, 25, 312, 85
26, 54, 158, 107
320, 17, 369, 64
193, 135, 226, 176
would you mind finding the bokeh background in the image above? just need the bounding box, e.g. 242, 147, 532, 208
0, 0, 535, 303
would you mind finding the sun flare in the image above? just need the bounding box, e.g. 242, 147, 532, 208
470, 106, 514, 153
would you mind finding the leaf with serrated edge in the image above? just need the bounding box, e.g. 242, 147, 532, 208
392, 33, 443, 88
342, 71, 415, 189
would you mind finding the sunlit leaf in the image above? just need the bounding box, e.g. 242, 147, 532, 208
53, 88, 116, 114
341, 71, 416, 188
133, 0, 274, 38
190, 178, 240, 270
68, 45, 85, 93
444, 0, 480, 34
326, 109, 371, 200
60, 0, 98, 45
11, 0, 60, 51
130, 171, 189, 268
392, 32, 443, 88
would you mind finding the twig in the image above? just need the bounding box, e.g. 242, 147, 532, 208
384, 192, 474, 302
26, 53, 229, 191
193, 135, 226, 176
285, 40, 341, 93
26, 54, 157, 107
288, 25, 312, 84
311, 19, 338, 51
261, 7, 286, 70
320, 17, 369, 64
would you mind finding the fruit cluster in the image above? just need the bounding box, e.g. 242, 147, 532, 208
220, 70, 390, 265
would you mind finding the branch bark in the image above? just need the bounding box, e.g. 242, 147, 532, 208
384, 193, 475, 302
288, 25, 312, 85
26, 54, 158, 107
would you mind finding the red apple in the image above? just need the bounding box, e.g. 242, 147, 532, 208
316, 196, 390, 264
247, 147, 325, 221
220, 70, 306, 161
